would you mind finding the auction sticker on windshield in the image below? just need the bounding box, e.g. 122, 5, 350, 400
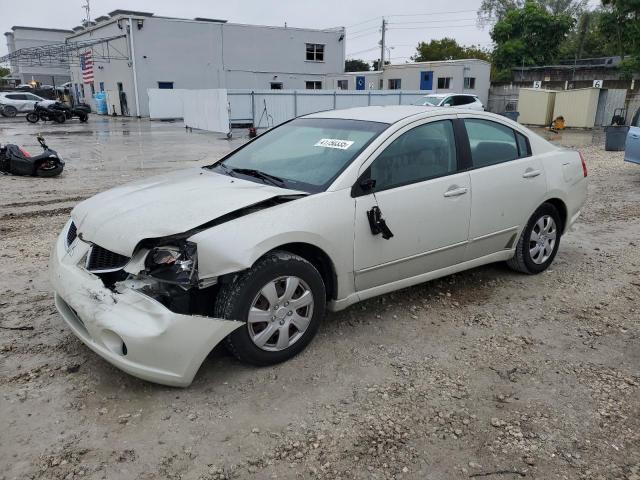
314, 138, 354, 150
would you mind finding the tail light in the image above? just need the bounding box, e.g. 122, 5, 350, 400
579, 151, 587, 177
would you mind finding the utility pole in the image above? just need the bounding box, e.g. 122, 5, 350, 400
82, 0, 91, 25
379, 18, 386, 71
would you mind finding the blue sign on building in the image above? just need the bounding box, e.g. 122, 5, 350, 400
356, 76, 366, 90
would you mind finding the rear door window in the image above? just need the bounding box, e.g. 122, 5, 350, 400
454, 96, 474, 106
464, 119, 520, 168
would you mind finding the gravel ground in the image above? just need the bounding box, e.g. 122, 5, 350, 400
0, 117, 639, 480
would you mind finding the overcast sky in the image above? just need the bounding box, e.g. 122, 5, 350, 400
0, 0, 495, 62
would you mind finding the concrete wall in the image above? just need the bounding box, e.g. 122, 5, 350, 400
5, 27, 72, 84
68, 15, 345, 117
325, 60, 491, 105
68, 21, 135, 116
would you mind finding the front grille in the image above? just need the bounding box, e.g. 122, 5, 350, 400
86, 245, 130, 272
66, 221, 77, 246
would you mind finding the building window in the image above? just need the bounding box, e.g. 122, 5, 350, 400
270, 82, 283, 90
306, 43, 325, 62
437, 77, 452, 89
337, 80, 348, 90
99, 82, 105, 92
388, 79, 401, 90
305, 81, 322, 90
464, 77, 476, 89
379, 79, 383, 89
89, 83, 95, 95
158, 81, 174, 89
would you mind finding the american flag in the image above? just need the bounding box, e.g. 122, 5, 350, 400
80, 50, 94, 84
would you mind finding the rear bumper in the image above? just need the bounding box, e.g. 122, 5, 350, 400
49, 223, 242, 387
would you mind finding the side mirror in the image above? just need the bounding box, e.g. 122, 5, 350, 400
360, 178, 376, 192
351, 175, 376, 198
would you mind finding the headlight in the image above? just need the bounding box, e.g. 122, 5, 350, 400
144, 242, 198, 286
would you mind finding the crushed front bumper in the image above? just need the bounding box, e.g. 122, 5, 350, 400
49, 223, 242, 387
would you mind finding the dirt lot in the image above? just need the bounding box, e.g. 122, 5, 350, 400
1, 117, 639, 480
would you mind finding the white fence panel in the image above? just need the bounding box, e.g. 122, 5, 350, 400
253, 91, 295, 128
148, 89, 187, 119
370, 92, 401, 106
227, 90, 253, 123
296, 92, 335, 116
226, 89, 432, 127
335, 91, 371, 109
183, 89, 229, 133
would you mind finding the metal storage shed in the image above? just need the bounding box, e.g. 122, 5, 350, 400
518, 88, 557, 126
553, 88, 600, 128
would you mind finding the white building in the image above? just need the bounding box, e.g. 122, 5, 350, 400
4, 26, 72, 85
325, 59, 491, 105
67, 10, 346, 116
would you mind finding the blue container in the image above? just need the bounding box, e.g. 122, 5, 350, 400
93, 92, 108, 115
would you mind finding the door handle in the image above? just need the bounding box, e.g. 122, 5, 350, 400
522, 169, 542, 179
443, 186, 468, 197
631, 134, 640, 139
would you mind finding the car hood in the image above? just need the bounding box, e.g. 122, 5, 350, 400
72, 168, 305, 256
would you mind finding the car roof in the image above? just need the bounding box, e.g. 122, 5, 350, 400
304, 105, 457, 124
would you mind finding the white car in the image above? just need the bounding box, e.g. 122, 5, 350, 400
415, 93, 484, 111
0, 92, 55, 117
50, 106, 588, 386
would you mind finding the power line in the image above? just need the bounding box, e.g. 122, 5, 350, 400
346, 46, 380, 56
386, 9, 478, 17
387, 18, 477, 25
348, 25, 380, 36
388, 24, 478, 30
349, 31, 380, 40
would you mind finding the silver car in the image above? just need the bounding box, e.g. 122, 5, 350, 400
415, 93, 484, 111
0, 92, 55, 117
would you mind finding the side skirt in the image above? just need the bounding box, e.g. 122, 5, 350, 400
328, 250, 514, 312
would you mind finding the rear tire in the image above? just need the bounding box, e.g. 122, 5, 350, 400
78, 113, 88, 122
35, 164, 63, 177
2, 105, 17, 117
507, 203, 562, 274
26, 112, 39, 123
214, 250, 325, 366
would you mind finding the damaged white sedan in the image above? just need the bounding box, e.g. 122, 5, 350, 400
50, 106, 588, 386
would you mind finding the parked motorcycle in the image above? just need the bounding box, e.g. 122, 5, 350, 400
26, 102, 66, 124
50, 102, 90, 123
0, 134, 64, 177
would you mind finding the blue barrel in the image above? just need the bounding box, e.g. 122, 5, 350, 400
93, 92, 108, 115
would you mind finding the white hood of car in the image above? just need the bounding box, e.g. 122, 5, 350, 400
72, 168, 304, 256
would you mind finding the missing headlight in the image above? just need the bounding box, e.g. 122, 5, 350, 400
145, 241, 198, 286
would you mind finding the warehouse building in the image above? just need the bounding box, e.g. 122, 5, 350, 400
324, 59, 491, 105
66, 10, 346, 116
4, 26, 72, 85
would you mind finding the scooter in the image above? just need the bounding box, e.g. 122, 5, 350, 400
25, 102, 66, 124
0, 134, 65, 177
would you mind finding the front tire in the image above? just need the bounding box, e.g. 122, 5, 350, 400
26, 112, 39, 123
2, 105, 18, 117
215, 251, 326, 366
507, 203, 562, 274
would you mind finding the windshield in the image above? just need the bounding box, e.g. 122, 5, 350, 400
415, 96, 442, 106
211, 118, 388, 192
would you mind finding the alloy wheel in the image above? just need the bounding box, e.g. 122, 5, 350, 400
529, 215, 557, 264
247, 276, 314, 352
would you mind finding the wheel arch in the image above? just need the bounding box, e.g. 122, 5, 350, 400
542, 197, 568, 233
264, 242, 338, 302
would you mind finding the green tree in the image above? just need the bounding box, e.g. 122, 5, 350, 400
345, 59, 371, 72
491, 1, 574, 80
0, 67, 10, 78
412, 38, 491, 62
371, 59, 390, 70
478, 0, 587, 23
